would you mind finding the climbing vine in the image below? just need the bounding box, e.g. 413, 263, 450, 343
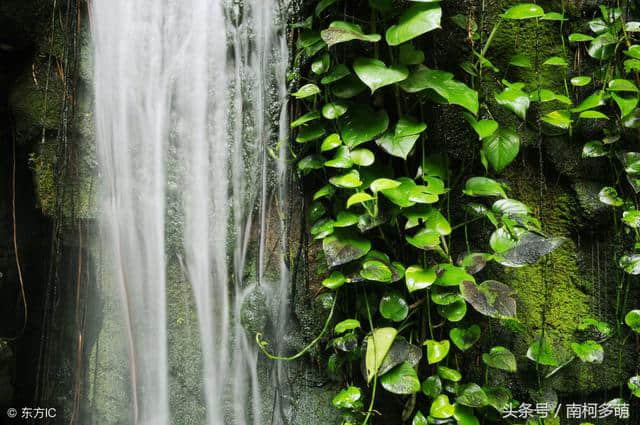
257, 1, 640, 424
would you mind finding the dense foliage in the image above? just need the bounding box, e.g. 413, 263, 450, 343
259, 1, 640, 424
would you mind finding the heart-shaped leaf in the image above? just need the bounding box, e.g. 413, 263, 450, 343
322, 102, 348, 120
461, 280, 516, 319
340, 104, 389, 148
625, 310, 640, 332
353, 57, 409, 93
484, 386, 512, 411
323, 271, 347, 289
482, 128, 520, 172
421, 376, 442, 398
527, 337, 558, 366
495, 86, 530, 119
325, 146, 353, 168
350, 148, 375, 166
380, 292, 409, 322
323, 229, 372, 267
329, 170, 362, 188
611, 92, 639, 118
332, 386, 363, 409
463, 177, 506, 197
456, 383, 489, 408
361, 259, 393, 282
386, 3, 442, 46
424, 340, 450, 364
570, 340, 604, 364
482, 346, 517, 372
376, 131, 421, 159
401, 67, 478, 114
380, 361, 421, 395
332, 75, 368, 98
434, 264, 475, 286
450, 325, 481, 351
412, 411, 429, 425
321, 21, 381, 47
453, 404, 480, 425
429, 394, 455, 419
463, 112, 498, 139
437, 299, 467, 322
405, 265, 437, 293
600, 186, 623, 206
366, 327, 398, 383
542, 110, 572, 129
406, 227, 440, 250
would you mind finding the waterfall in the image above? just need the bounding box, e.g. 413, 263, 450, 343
90, 0, 290, 424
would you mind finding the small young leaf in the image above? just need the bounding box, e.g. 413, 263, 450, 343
482, 346, 517, 372
424, 340, 450, 364
450, 325, 481, 351
380, 292, 409, 322
625, 310, 640, 332
429, 394, 455, 419
292, 83, 321, 99
335, 319, 360, 334
405, 265, 437, 293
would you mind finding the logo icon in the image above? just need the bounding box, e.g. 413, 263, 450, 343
6, 408, 17, 418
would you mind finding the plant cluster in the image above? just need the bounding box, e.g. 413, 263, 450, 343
258, 1, 640, 424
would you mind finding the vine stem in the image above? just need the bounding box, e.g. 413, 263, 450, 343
255, 292, 338, 361
362, 288, 377, 425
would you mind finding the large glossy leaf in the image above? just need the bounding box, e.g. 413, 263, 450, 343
360, 259, 392, 282
463, 177, 507, 197
376, 131, 420, 159
325, 146, 353, 168
461, 280, 516, 319
497, 232, 567, 267
482, 128, 520, 172
456, 383, 489, 408
611, 93, 639, 118
296, 121, 326, 143
571, 340, 604, 364
450, 325, 481, 351
625, 310, 640, 332
405, 265, 436, 293
321, 21, 381, 47
353, 58, 409, 93
386, 3, 442, 46
332, 386, 363, 409
571, 91, 605, 113
425, 340, 450, 364
380, 361, 421, 395
495, 86, 530, 119
340, 104, 389, 148
380, 292, 409, 321
430, 394, 455, 419
380, 177, 419, 207
366, 327, 398, 382
323, 229, 372, 267
588, 32, 617, 60
400, 67, 479, 114
501, 3, 545, 19
482, 346, 517, 372
527, 337, 558, 366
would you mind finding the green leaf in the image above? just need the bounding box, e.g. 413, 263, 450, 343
509, 54, 532, 68
321, 21, 381, 47
571, 91, 605, 113
330, 170, 362, 188
353, 57, 409, 93
582, 141, 606, 158
608, 79, 638, 92
482, 346, 517, 372
331, 75, 368, 98
291, 111, 321, 128
626, 45, 640, 60
456, 383, 489, 408
350, 149, 375, 166
588, 33, 617, 60
379, 177, 418, 207
489, 226, 522, 254
366, 327, 398, 383
376, 131, 420, 159
628, 376, 640, 397
325, 146, 353, 168
315, 0, 342, 16
322, 102, 348, 120
541, 12, 566, 21
346, 192, 374, 209
453, 404, 480, 425
543, 56, 568, 66
401, 67, 479, 114
542, 110, 572, 129
437, 299, 467, 322
501, 3, 545, 19
437, 365, 461, 382
568, 33, 594, 42
599, 186, 623, 206
380, 292, 409, 322
292, 83, 321, 99
429, 394, 455, 419
361, 260, 393, 282
322, 271, 346, 290
399, 43, 425, 65
497, 231, 566, 267
482, 128, 520, 172
406, 227, 440, 250
527, 337, 558, 366
611, 93, 639, 118
484, 386, 512, 411
620, 255, 640, 275
370, 178, 401, 193
424, 340, 450, 364
623, 210, 640, 228
421, 376, 442, 398
321, 133, 342, 152
463, 177, 507, 197
434, 264, 475, 286
570, 340, 604, 364
385, 3, 442, 46
396, 116, 427, 137
625, 310, 640, 332
461, 280, 517, 319
571, 76, 592, 86
323, 229, 371, 267
296, 121, 326, 143
313, 184, 335, 200
495, 85, 530, 119
492, 199, 530, 217
321, 64, 351, 85
312, 53, 331, 74
380, 361, 420, 395
333, 211, 359, 228
578, 110, 609, 120
405, 265, 437, 293
340, 104, 389, 148
334, 319, 360, 335
450, 325, 481, 351
332, 386, 363, 409
463, 112, 498, 139
412, 411, 429, 425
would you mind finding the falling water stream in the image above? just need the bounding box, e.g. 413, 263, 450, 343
90, 0, 290, 424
